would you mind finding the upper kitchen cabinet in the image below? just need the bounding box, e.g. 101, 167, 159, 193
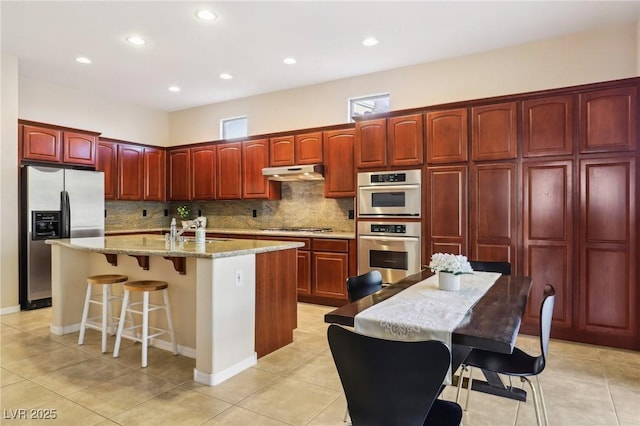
191, 145, 217, 200
20, 122, 99, 167
355, 118, 386, 168
295, 131, 323, 164
117, 144, 144, 200
355, 114, 424, 168
167, 148, 191, 201
269, 135, 295, 166
522, 95, 575, 157
471, 102, 518, 161
579, 86, 637, 154
323, 128, 356, 198
217, 142, 242, 199
97, 140, 118, 200
143, 147, 165, 201
242, 139, 281, 200
387, 113, 424, 167
425, 108, 468, 164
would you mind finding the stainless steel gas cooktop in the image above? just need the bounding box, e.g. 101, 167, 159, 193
260, 227, 333, 233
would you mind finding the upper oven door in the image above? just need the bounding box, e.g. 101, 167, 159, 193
358, 184, 421, 217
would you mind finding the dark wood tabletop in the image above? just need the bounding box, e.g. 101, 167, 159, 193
324, 270, 532, 355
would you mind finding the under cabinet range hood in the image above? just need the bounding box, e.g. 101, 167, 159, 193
261, 164, 325, 181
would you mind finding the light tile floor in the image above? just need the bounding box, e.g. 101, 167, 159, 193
1, 303, 639, 425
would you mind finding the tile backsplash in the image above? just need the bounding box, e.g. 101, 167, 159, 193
105, 181, 355, 232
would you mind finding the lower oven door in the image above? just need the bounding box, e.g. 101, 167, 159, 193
358, 235, 421, 284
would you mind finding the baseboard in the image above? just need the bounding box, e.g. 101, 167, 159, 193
150, 338, 196, 359
0, 305, 20, 315
193, 353, 257, 386
50, 323, 81, 335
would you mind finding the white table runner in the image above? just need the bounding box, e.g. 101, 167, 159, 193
354, 271, 500, 382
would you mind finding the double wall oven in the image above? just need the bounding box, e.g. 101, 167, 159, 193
357, 170, 422, 284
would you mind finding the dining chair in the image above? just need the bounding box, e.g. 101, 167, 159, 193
468, 260, 512, 275
456, 284, 555, 426
346, 270, 383, 302
328, 324, 463, 426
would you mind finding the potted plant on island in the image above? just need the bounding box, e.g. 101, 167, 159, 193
428, 253, 473, 291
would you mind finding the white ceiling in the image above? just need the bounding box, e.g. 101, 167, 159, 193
2, 1, 639, 112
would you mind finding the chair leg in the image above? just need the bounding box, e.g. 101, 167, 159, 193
536, 375, 549, 426
113, 290, 129, 359
101, 285, 109, 353
78, 283, 92, 345
455, 366, 466, 404
522, 376, 543, 426
162, 289, 178, 355
142, 291, 149, 368
465, 366, 474, 411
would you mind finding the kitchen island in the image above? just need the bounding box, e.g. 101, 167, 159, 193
46, 234, 303, 385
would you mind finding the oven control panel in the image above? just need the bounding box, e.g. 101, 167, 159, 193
358, 221, 421, 238
370, 224, 406, 234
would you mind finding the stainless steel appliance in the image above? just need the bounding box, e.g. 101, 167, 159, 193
357, 169, 421, 218
19, 165, 105, 309
357, 221, 421, 284
262, 164, 324, 181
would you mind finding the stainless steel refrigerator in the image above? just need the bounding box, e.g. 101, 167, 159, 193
19, 165, 104, 309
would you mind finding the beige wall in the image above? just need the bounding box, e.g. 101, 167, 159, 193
1, 54, 20, 312
169, 22, 639, 145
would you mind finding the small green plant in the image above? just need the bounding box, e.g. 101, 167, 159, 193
176, 205, 191, 219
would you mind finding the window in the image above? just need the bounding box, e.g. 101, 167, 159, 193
348, 93, 390, 121
220, 116, 248, 139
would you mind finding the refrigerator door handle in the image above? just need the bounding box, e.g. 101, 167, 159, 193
60, 190, 71, 238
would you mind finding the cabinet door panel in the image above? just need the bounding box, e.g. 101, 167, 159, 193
217, 142, 242, 199
167, 148, 191, 201
579, 86, 637, 153
117, 144, 144, 200
191, 146, 216, 200
312, 252, 348, 299
97, 141, 118, 200
323, 129, 355, 197
269, 136, 295, 166
426, 109, 468, 164
144, 147, 165, 201
426, 165, 467, 260
295, 132, 323, 164
355, 118, 386, 168
523, 161, 573, 331
63, 131, 97, 166
388, 113, 424, 166
470, 163, 517, 266
297, 250, 311, 296
471, 102, 518, 161
522, 95, 574, 157
243, 139, 280, 199
21, 125, 62, 162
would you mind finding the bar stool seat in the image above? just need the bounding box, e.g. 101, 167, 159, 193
113, 280, 178, 367
78, 274, 129, 353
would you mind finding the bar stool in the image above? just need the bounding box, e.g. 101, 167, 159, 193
78, 274, 129, 353
113, 280, 178, 367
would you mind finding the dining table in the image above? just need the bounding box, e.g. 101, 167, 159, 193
324, 269, 533, 401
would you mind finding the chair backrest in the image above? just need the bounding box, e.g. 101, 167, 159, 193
346, 270, 383, 302
539, 284, 556, 368
469, 260, 512, 275
327, 324, 450, 426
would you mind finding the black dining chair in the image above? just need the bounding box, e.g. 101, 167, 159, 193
456, 284, 555, 426
327, 324, 463, 426
346, 270, 383, 302
469, 260, 512, 275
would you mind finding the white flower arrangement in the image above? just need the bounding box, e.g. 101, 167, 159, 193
428, 253, 473, 275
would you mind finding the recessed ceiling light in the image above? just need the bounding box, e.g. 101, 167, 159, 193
362, 37, 379, 47
283, 57, 297, 65
168, 86, 181, 92
196, 10, 217, 21
220, 73, 233, 80
75, 56, 92, 64
126, 35, 146, 46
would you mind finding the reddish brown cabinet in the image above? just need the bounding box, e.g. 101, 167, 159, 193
323, 128, 356, 198
216, 142, 242, 199
191, 145, 216, 200
167, 148, 191, 201
117, 144, 144, 200
426, 108, 468, 164
310, 239, 350, 303
295, 131, 323, 164
425, 165, 468, 259
242, 138, 280, 200
20, 122, 98, 167
143, 147, 165, 201
522, 95, 575, 157
579, 86, 637, 154
387, 113, 424, 167
97, 140, 118, 200
471, 102, 518, 161
355, 118, 386, 168
269, 135, 295, 166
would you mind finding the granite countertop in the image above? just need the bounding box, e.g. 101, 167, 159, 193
46, 234, 304, 259
107, 227, 356, 239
